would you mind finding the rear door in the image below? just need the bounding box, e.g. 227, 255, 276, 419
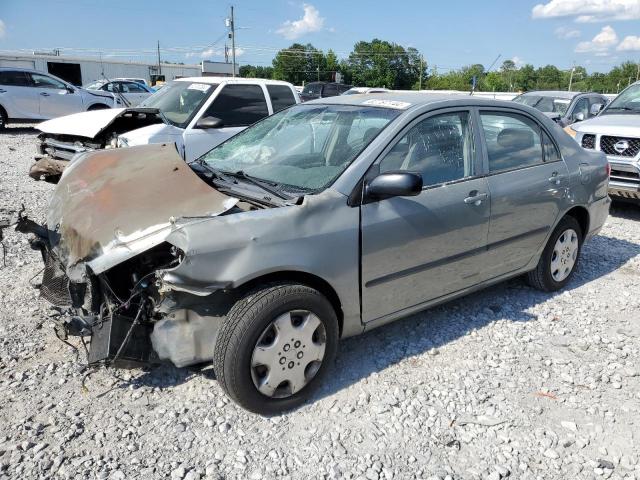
478, 109, 568, 278
0, 70, 39, 119
122, 81, 151, 106
183, 83, 270, 161
30, 72, 83, 118
361, 109, 491, 323
266, 84, 297, 113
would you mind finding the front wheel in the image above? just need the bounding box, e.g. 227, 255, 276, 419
213, 283, 339, 415
526, 216, 583, 292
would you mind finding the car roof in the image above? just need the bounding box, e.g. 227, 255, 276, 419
307, 91, 511, 110
518, 90, 586, 99
175, 76, 294, 86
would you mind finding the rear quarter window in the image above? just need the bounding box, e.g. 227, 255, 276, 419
267, 85, 296, 113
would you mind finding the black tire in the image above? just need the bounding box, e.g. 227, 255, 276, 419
526, 216, 583, 292
0, 106, 7, 131
88, 104, 110, 111
213, 283, 339, 415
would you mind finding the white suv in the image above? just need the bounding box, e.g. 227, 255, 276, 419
0, 68, 116, 130
32, 77, 301, 181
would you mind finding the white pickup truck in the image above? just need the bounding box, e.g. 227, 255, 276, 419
31, 77, 300, 181
567, 81, 640, 203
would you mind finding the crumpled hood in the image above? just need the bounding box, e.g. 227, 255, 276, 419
47, 143, 237, 277
37, 108, 128, 139
572, 113, 640, 136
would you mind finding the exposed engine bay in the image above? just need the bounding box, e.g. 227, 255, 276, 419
30, 108, 163, 183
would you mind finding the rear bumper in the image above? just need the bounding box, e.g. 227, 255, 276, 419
586, 195, 611, 241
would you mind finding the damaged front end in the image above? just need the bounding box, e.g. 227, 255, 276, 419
18, 143, 244, 368
30, 107, 164, 183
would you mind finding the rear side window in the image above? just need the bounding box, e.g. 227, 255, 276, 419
126, 82, 147, 93
205, 84, 269, 127
480, 112, 544, 173
267, 85, 296, 113
323, 84, 338, 97
0, 70, 31, 87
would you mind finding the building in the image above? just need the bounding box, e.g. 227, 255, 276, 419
0, 52, 240, 86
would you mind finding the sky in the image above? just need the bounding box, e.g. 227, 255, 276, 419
0, 0, 639, 73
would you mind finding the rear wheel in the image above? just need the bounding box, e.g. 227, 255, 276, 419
213, 283, 339, 415
0, 107, 7, 131
526, 216, 583, 292
88, 104, 110, 111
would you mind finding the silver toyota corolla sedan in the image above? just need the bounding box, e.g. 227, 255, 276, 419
15, 92, 611, 414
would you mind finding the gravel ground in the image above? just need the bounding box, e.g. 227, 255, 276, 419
1, 126, 639, 480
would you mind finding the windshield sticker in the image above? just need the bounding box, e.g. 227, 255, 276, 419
188, 83, 211, 92
555, 99, 571, 104
362, 99, 411, 109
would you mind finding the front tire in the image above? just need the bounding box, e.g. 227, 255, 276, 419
88, 103, 110, 111
526, 216, 583, 292
213, 283, 339, 415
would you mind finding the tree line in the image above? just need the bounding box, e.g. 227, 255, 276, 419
239, 39, 640, 94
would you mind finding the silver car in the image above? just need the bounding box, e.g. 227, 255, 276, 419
0, 67, 116, 129
16, 93, 610, 414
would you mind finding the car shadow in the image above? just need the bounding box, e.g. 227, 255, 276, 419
610, 200, 640, 221
1, 126, 38, 135
125, 229, 640, 409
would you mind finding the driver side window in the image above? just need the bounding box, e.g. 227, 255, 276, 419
378, 111, 475, 187
30, 73, 66, 89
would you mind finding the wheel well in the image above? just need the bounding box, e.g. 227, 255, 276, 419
0, 104, 7, 119
564, 206, 590, 238
235, 271, 344, 336
88, 103, 110, 111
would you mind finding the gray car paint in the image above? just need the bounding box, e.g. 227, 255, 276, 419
45, 92, 611, 366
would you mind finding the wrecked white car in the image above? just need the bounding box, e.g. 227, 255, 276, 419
30, 77, 300, 182
12, 93, 609, 414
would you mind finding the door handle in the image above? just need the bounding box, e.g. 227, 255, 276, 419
548, 171, 564, 185
40, 92, 50, 97
463, 192, 488, 205
0, 88, 6, 94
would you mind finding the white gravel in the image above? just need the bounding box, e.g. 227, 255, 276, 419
1, 126, 640, 480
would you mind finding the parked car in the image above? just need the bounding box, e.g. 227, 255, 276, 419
566, 81, 640, 202
342, 87, 390, 95
29, 77, 300, 181
299, 81, 352, 102
84, 79, 155, 106
513, 91, 608, 127
0, 67, 117, 130
13, 92, 610, 414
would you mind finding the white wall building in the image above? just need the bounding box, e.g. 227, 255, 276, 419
0, 53, 239, 86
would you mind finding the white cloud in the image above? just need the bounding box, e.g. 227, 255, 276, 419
575, 25, 618, 53
0, 19, 5, 38
276, 4, 324, 40
532, 0, 640, 22
511, 56, 525, 67
555, 26, 581, 39
185, 47, 244, 59
617, 35, 640, 51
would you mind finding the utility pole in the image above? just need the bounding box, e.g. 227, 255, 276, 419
568, 63, 575, 92
157, 40, 162, 75
317, 65, 320, 81
636, 61, 639, 81
419, 55, 424, 90
228, 6, 236, 78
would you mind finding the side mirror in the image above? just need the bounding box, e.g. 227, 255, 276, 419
573, 112, 585, 122
366, 171, 423, 200
195, 116, 224, 129
590, 103, 603, 116
66, 86, 75, 94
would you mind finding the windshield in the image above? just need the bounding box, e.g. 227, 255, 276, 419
514, 95, 571, 116
201, 104, 400, 192
85, 81, 105, 90
302, 83, 322, 96
139, 81, 217, 127
604, 83, 640, 113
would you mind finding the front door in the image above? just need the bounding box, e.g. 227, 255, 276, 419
31, 72, 83, 118
183, 83, 271, 161
361, 110, 491, 323
478, 110, 569, 278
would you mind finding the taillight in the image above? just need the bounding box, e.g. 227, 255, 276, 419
605, 163, 611, 177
